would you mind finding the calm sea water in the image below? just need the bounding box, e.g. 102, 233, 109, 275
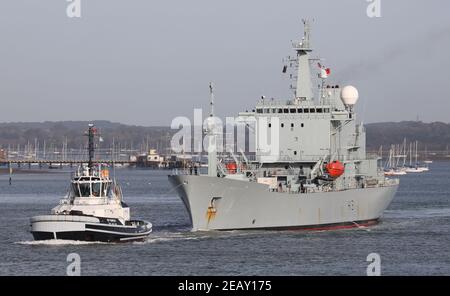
0, 163, 449, 276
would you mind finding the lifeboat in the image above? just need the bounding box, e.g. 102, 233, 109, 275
226, 162, 237, 174
326, 161, 345, 178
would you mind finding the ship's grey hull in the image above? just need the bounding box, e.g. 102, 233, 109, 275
168, 175, 398, 231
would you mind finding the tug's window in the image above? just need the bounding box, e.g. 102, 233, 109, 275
284, 108, 289, 113
72, 184, 81, 197
92, 182, 101, 197
104, 183, 112, 197
290, 108, 296, 113
79, 183, 91, 197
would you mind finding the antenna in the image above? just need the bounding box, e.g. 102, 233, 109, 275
209, 82, 215, 117
302, 19, 311, 49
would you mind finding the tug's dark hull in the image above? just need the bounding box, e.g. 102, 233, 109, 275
31, 229, 150, 243
30, 215, 152, 243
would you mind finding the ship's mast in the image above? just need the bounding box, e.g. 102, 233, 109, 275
207, 83, 217, 177
293, 19, 313, 101
86, 124, 95, 172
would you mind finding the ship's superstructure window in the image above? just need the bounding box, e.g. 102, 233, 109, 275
301, 123, 304, 127
304, 109, 309, 113
310, 108, 315, 113
317, 108, 323, 113
284, 108, 289, 113
298, 108, 303, 113
256, 108, 263, 113
324, 108, 330, 113
278, 108, 283, 113
268, 123, 271, 128
290, 108, 296, 113
291, 123, 294, 128
281, 123, 284, 128
294, 151, 297, 155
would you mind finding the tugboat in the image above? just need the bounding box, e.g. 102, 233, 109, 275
30, 124, 152, 242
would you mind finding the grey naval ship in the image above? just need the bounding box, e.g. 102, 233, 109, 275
169, 20, 399, 231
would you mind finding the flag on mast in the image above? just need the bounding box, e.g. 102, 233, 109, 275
318, 62, 330, 78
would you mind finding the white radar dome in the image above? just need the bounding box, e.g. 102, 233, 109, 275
340, 85, 359, 106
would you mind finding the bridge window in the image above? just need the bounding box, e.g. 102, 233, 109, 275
92, 182, 101, 197
72, 184, 82, 197
79, 183, 91, 197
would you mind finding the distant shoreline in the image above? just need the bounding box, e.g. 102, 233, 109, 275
0, 168, 60, 175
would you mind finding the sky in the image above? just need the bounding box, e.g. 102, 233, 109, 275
0, 0, 449, 126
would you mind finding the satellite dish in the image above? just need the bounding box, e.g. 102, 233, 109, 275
340, 85, 359, 106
